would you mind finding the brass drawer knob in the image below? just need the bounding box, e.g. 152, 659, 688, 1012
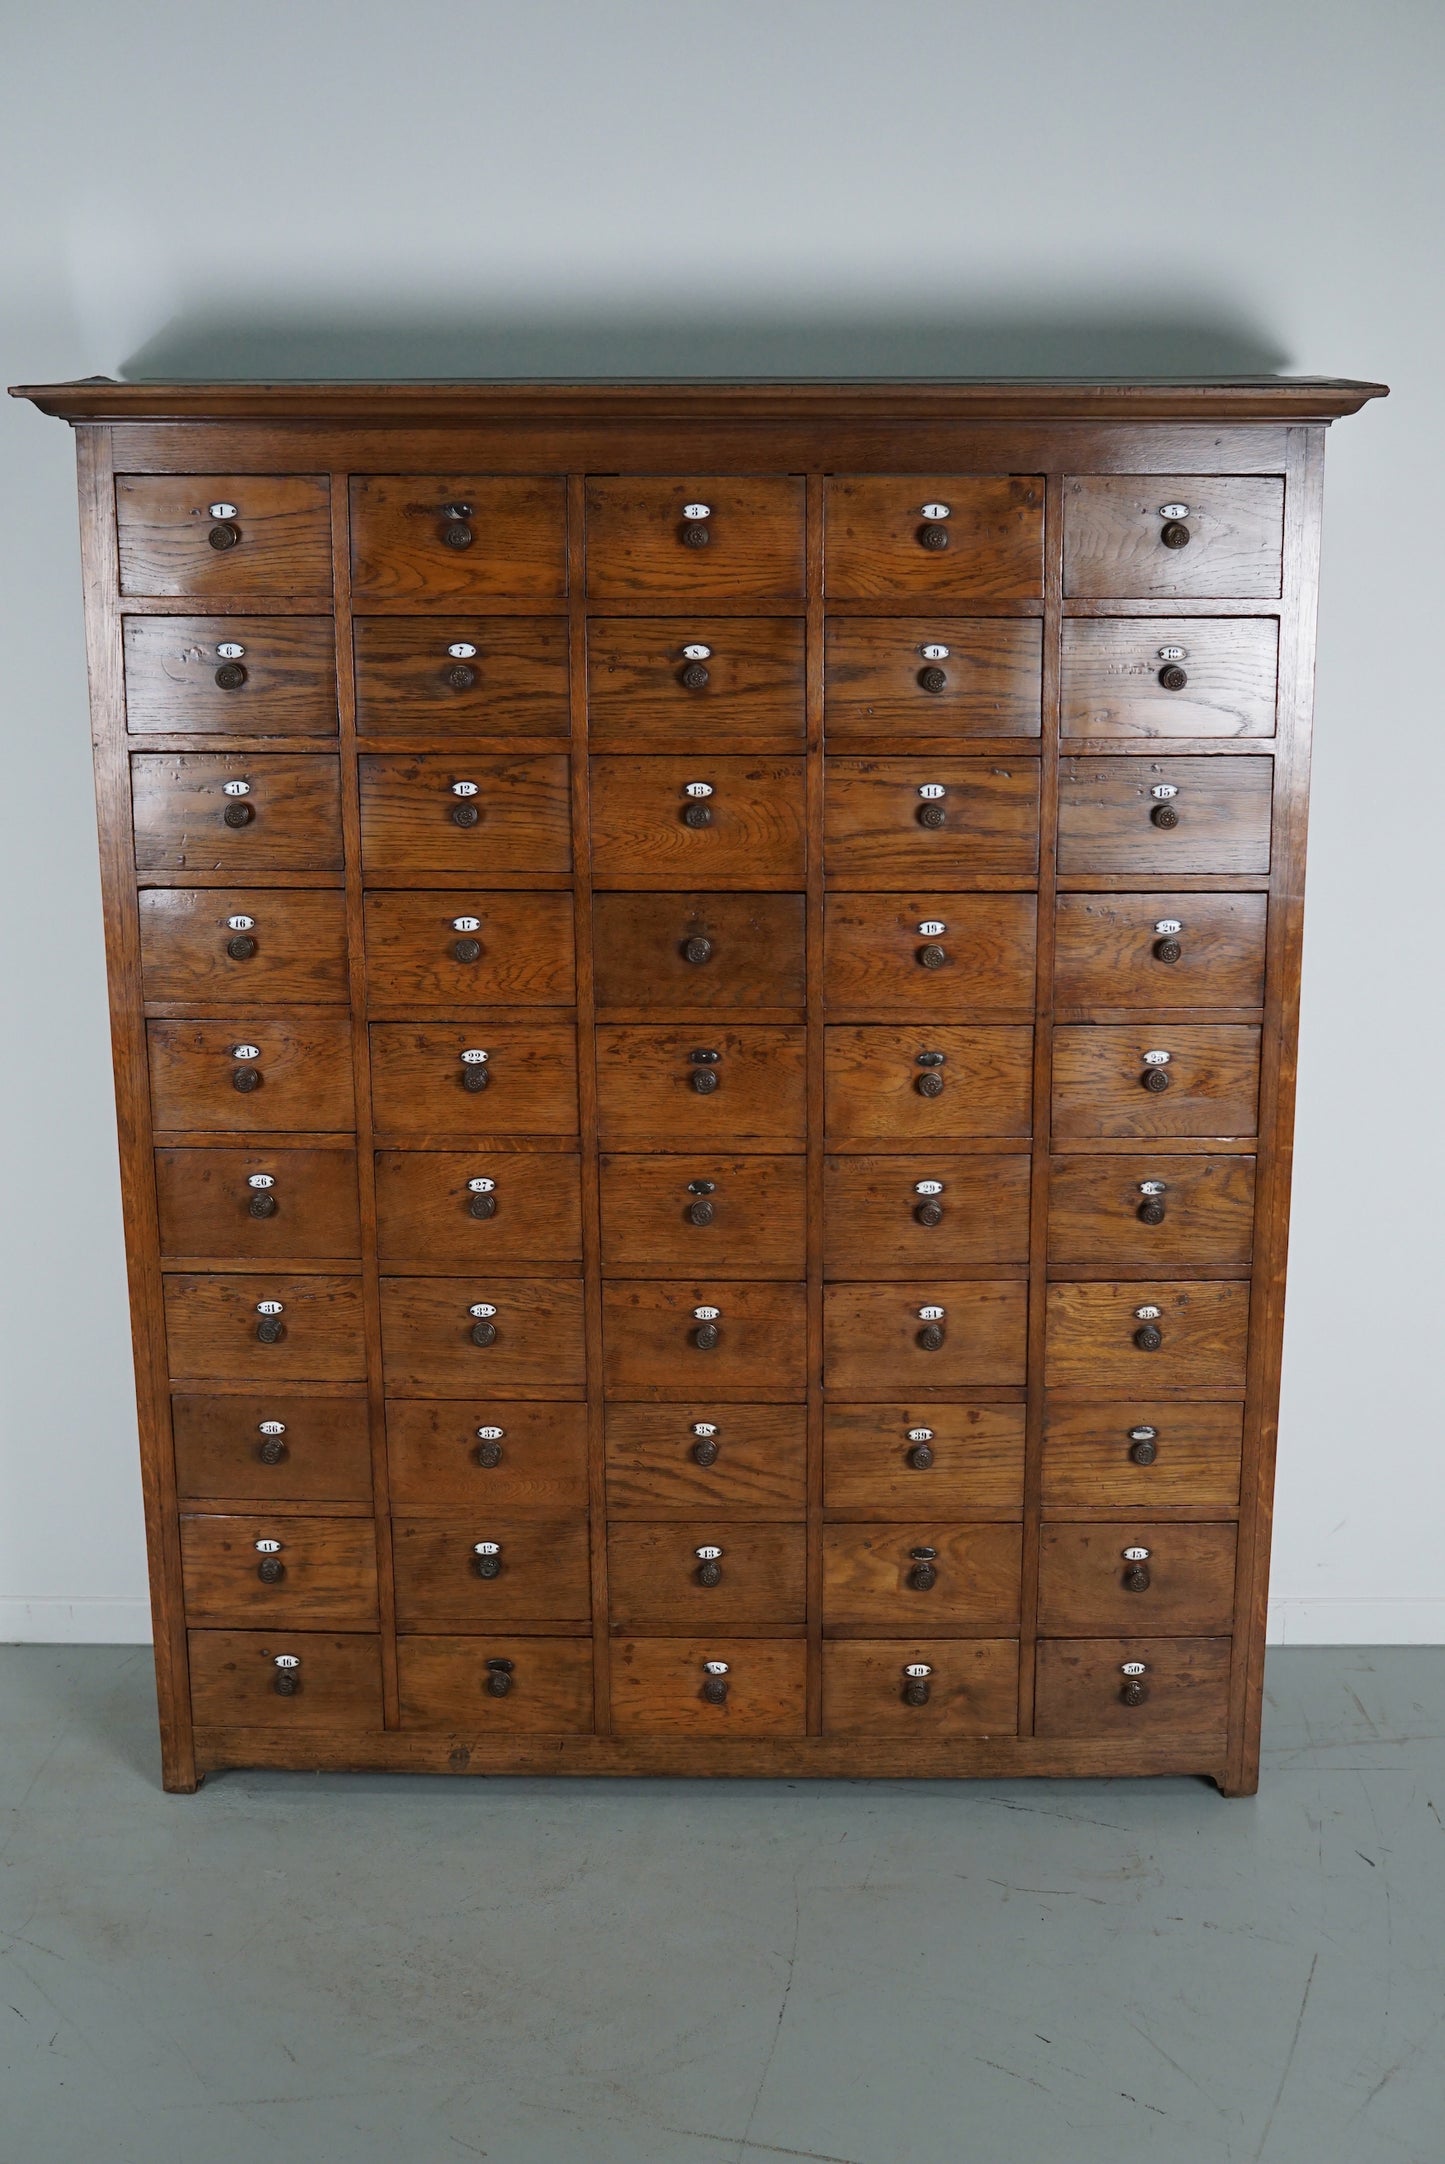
908, 1545, 938, 1591
902, 1664, 933, 1705
226, 933, 257, 960
918, 802, 947, 830
687, 1198, 715, 1226
1129, 1427, 1159, 1465
917, 1322, 945, 1351
682, 801, 713, 828
681, 522, 710, 549
454, 937, 482, 964
255, 1316, 286, 1345
1123, 1558, 1152, 1591
1151, 802, 1179, 829
917, 665, 947, 694
1133, 1323, 1163, 1352
208, 521, 240, 551
485, 1656, 514, 1695
232, 1065, 262, 1093
692, 1067, 719, 1094
1141, 1067, 1171, 1094
470, 1319, 498, 1347
248, 1190, 277, 1219
907, 1441, 934, 1469
273, 1668, 299, 1695
1138, 1196, 1166, 1226
701, 1661, 729, 1703
915, 1199, 944, 1228
223, 801, 254, 829
257, 1556, 285, 1583
1153, 937, 1182, 964
468, 1191, 497, 1220
441, 520, 474, 550
692, 1436, 720, 1466
693, 1321, 721, 1351
695, 1545, 723, 1586
1121, 1676, 1148, 1706
917, 943, 947, 970
258, 1434, 288, 1465
683, 935, 713, 966
915, 1069, 944, 1099
680, 661, 710, 689
917, 523, 949, 551
214, 661, 247, 690
461, 1057, 490, 1093
472, 1543, 502, 1578
1160, 520, 1191, 550
1158, 663, 1188, 690
452, 801, 480, 828
476, 1435, 504, 1468
445, 663, 477, 691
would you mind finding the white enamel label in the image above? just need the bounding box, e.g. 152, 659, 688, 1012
1143, 1049, 1171, 1065
915, 1180, 944, 1195
682, 643, 712, 661
1157, 645, 1187, 662
1129, 1426, 1157, 1442
254, 1538, 282, 1554
1139, 1180, 1167, 1196
920, 502, 951, 520
256, 1300, 284, 1316
222, 779, 251, 797
247, 1174, 275, 1189
447, 642, 478, 659
919, 1304, 945, 1321
920, 642, 950, 660
1159, 503, 1189, 520
1134, 1305, 1162, 1321
467, 1177, 496, 1193
904, 1663, 932, 1678
473, 1542, 501, 1556
918, 783, 946, 800
476, 1426, 505, 1440
231, 1044, 260, 1060
274, 1653, 300, 1668
684, 782, 714, 798
1121, 1660, 1148, 1677
1151, 783, 1179, 799
693, 1306, 721, 1321
468, 1303, 497, 1319
208, 502, 238, 519
907, 1427, 934, 1443
682, 502, 711, 520
692, 1422, 719, 1437
917, 920, 946, 937
215, 641, 246, 659
1154, 919, 1183, 935
703, 1660, 729, 1675
460, 1049, 488, 1064
259, 1420, 286, 1436
695, 1546, 723, 1561
1124, 1545, 1151, 1562
452, 916, 481, 933
226, 914, 255, 931
451, 780, 479, 797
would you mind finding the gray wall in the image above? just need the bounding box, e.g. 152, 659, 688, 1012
3, 0, 1440, 1641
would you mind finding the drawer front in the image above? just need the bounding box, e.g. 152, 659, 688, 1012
123, 616, 337, 736
1054, 892, 1267, 1010
587, 618, 805, 743
823, 1281, 1028, 1391
1052, 1025, 1261, 1139
132, 752, 343, 873
602, 1280, 808, 1400
606, 1521, 806, 1626
379, 1276, 586, 1395
369, 1022, 579, 1137
1058, 756, 1273, 874
824, 1404, 1026, 1515
1047, 1155, 1255, 1271
1038, 1522, 1238, 1635
386, 1400, 588, 1511
358, 755, 573, 875
375, 1150, 583, 1267
353, 617, 570, 737
593, 894, 806, 1013
117, 475, 332, 597
164, 1272, 367, 1382
589, 755, 806, 887
599, 1153, 806, 1276
155, 1145, 361, 1261
138, 887, 349, 1004
1042, 1401, 1244, 1511
824, 476, 1044, 599
397, 1635, 593, 1731
180, 1513, 377, 1624
595, 1026, 806, 1146
392, 1517, 591, 1627
349, 476, 567, 603
585, 477, 805, 600
824, 758, 1040, 884
605, 1404, 807, 1517
822, 1640, 1019, 1736
147, 1016, 355, 1133
822, 1523, 1022, 1632
1061, 617, 1278, 738
1034, 1637, 1232, 1737
824, 1026, 1034, 1142
188, 1629, 382, 1729
610, 1637, 807, 1735
824, 619, 1042, 740
172, 1390, 372, 1503
824, 895, 1037, 1014
824, 1152, 1031, 1275
1044, 1281, 1251, 1390
363, 890, 576, 1006
1063, 477, 1284, 599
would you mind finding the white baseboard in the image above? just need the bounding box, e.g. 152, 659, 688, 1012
0, 1598, 153, 1643
1268, 1598, 1445, 1644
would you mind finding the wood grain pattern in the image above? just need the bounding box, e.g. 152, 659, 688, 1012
824, 618, 1041, 739
595, 1026, 807, 1146
1063, 478, 1283, 599
1038, 1521, 1238, 1634
823, 758, 1040, 883
605, 1404, 808, 1517
1053, 892, 1267, 1009
1034, 1635, 1231, 1737
606, 1520, 807, 1627
824, 476, 1044, 598
164, 1271, 368, 1382
369, 1021, 579, 1136
1061, 617, 1278, 738
822, 1281, 1029, 1392
180, 1513, 377, 1624
823, 1404, 1026, 1515
131, 751, 343, 873
123, 615, 337, 735
609, 1637, 808, 1735
589, 755, 806, 887
585, 477, 805, 600
349, 476, 567, 603
823, 894, 1036, 1013
1041, 1400, 1244, 1510
385, 1400, 589, 1512
172, 1390, 372, 1502
1052, 1024, 1261, 1139
116, 475, 332, 597
821, 1522, 1023, 1632
601, 1279, 808, 1400
823, 1025, 1034, 1142
821, 1639, 1019, 1735
392, 1516, 591, 1627
138, 887, 349, 1003
353, 616, 570, 736
375, 1150, 582, 1266
1046, 1153, 1255, 1269
188, 1627, 383, 1727
823, 1153, 1031, 1274
1058, 756, 1273, 875
148, 1014, 356, 1133
358, 754, 573, 874
379, 1275, 586, 1395
155, 1144, 360, 1261
587, 618, 806, 743
593, 892, 806, 1013
599, 1152, 806, 1276
397, 1634, 593, 1730
1044, 1280, 1251, 1390
362, 889, 575, 1006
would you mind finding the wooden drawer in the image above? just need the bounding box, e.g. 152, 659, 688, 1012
172, 1390, 372, 1503
1063, 477, 1284, 599
155, 1145, 361, 1261
1052, 1024, 1261, 1138
164, 1271, 367, 1382
610, 1637, 807, 1735
1044, 1281, 1251, 1390
823, 1281, 1028, 1392
1061, 617, 1278, 738
1048, 1154, 1255, 1270
131, 752, 343, 873
1038, 1521, 1238, 1634
587, 618, 805, 743
138, 887, 348, 1004
117, 475, 332, 597
589, 755, 806, 887
392, 1517, 591, 1627
824, 1404, 1026, 1515
1054, 893, 1267, 1009
123, 616, 336, 736
353, 617, 570, 738
599, 1153, 806, 1276
823, 1153, 1031, 1275
1058, 756, 1273, 875
585, 477, 805, 599
822, 1640, 1018, 1736
358, 755, 572, 874
379, 1276, 586, 1395
595, 1026, 806, 1146
188, 1629, 382, 1729
1034, 1637, 1231, 1737
605, 1404, 807, 1518
602, 1280, 807, 1400
824, 759, 1040, 883
369, 1022, 578, 1137
1041, 1401, 1244, 1511
607, 1521, 806, 1626
349, 476, 567, 603
824, 476, 1044, 599
375, 1150, 583, 1267
180, 1513, 377, 1625
397, 1635, 593, 1731
822, 1523, 1022, 1633
593, 893, 806, 1013
386, 1401, 588, 1511
147, 1015, 355, 1132
824, 619, 1041, 740
824, 1025, 1033, 1142
824, 895, 1036, 1015
362, 890, 575, 1006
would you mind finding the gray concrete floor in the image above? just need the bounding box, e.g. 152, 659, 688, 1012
1, 1649, 1442, 2164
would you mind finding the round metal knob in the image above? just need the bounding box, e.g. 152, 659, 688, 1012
702, 1673, 729, 1703
226, 933, 257, 960
692, 1437, 720, 1467
470, 1319, 498, 1348
223, 801, 254, 828
1153, 937, 1182, 964
682, 802, 713, 828
214, 662, 247, 691
1120, 1678, 1148, 1706
452, 802, 480, 828
683, 936, 713, 965
1129, 1436, 1158, 1466
917, 1322, 945, 1352
916, 1069, 944, 1099
917, 944, 947, 970
917, 665, 947, 694
486, 1657, 513, 1694
441, 521, 474, 549
273, 1670, 299, 1695
1141, 1067, 1171, 1094
693, 1322, 720, 1352
1151, 802, 1179, 830
1134, 1324, 1163, 1352
1160, 521, 1191, 550
917, 803, 948, 830
907, 1442, 934, 1470
255, 1316, 286, 1345
473, 1552, 501, 1579
453, 937, 482, 964
680, 661, 710, 689
681, 522, 710, 548
248, 1191, 277, 1219
232, 1066, 262, 1093
476, 1438, 503, 1467
258, 1436, 287, 1465
1158, 663, 1188, 690
445, 663, 477, 691
687, 1199, 715, 1226
908, 1547, 938, 1590
257, 1556, 284, 1583
462, 1064, 490, 1093
1138, 1197, 1166, 1226
915, 1200, 944, 1228
208, 522, 240, 550
917, 523, 949, 551
902, 1676, 931, 1706
468, 1192, 497, 1220
692, 1067, 719, 1094
697, 1557, 722, 1587
1123, 1561, 1152, 1591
